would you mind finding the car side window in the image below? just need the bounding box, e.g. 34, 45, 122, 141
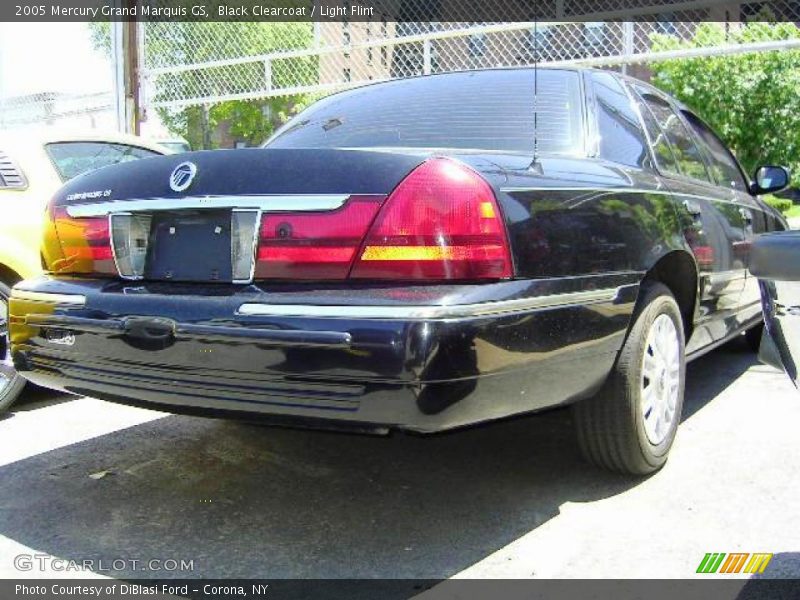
682, 111, 748, 191
0, 150, 28, 190
591, 72, 651, 169
634, 87, 712, 184
45, 142, 161, 182
625, 86, 680, 174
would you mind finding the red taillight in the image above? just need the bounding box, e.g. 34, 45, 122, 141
350, 158, 512, 280
255, 196, 383, 280
45, 207, 116, 276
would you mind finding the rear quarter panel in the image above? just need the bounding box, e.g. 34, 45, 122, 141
480, 156, 694, 279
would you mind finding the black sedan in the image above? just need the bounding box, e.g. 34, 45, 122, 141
7, 68, 789, 475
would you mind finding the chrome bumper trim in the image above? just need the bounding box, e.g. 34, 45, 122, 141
11, 290, 87, 307
237, 287, 620, 320
65, 194, 355, 218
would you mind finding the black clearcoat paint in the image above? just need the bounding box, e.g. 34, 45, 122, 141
12, 68, 785, 432
55, 148, 427, 199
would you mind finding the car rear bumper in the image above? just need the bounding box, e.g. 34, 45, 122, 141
9, 275, 640, 432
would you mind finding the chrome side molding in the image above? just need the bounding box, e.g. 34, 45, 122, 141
237, 287, 621, 320
10, 290, 87, 307
66, 194, 356, 218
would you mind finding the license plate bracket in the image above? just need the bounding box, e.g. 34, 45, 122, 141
145, 210, 233, 282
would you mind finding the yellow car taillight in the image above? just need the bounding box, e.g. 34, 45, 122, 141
41, 206, 117, 276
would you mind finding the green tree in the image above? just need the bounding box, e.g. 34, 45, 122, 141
89, 21, 316, 148
650, 21, 800, 186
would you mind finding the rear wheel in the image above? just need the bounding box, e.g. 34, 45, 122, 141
0, 280, 25, 413
573, 282, 686, 475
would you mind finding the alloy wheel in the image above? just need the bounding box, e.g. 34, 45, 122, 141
641, 313, 681, 445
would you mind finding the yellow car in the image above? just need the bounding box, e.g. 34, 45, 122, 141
0, 129, 168, 410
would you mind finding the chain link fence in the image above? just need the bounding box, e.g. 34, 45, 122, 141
139, 0, 800, 118
3, 2, 796, 138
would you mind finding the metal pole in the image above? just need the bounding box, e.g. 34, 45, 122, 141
124, 14, 141, 135
423, 39, 432, 75
622, 21, 634, 75
111, 20, 126, 132
136, 20, 147, 127
112, 0, 141, 134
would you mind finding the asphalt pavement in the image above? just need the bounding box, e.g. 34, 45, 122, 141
0, 335, 798, 581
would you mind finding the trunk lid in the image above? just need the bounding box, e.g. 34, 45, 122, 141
49, 149, 428, 283
54, 148, 428, 204
48, 148, 513, 284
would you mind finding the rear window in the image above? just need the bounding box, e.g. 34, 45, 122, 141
267, 69, 585, 156
45, 142, 161, 182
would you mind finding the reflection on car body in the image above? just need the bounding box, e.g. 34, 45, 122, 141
6, 69, 790, 475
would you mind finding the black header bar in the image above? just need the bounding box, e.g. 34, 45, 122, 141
3, 0, 796, 23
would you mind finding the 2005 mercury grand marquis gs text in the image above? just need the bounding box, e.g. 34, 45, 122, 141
5, 68, 790, 475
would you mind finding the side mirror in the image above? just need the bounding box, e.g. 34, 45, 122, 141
751, 165, 790, 195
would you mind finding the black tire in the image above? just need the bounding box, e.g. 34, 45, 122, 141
0, 279, 26, 413
573, 282, 686, 475
745, 322, 764, 353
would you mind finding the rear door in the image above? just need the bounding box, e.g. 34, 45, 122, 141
628, 83, 746, 352
681, 110, 767, 324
